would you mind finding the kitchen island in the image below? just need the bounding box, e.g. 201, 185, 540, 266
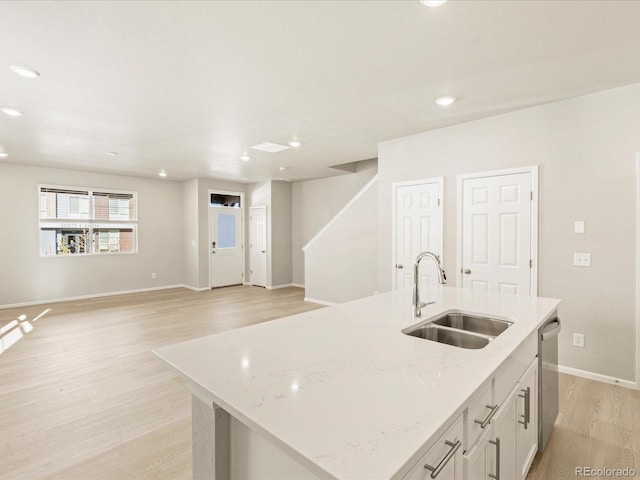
153, 286, 560, 479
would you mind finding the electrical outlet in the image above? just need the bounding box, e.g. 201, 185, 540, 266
151, 272, 157, 279
574, 221, 585, 234
573, 333, 585, 348
573, 253, 591, 267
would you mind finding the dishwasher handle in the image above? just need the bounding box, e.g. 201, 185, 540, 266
542, 318, 561, 340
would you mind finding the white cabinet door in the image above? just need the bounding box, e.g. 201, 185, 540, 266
464, 435, 487, 480
488, 392, 517, 480
405, 416, 463, 480
515, 359, 538, 480
465, 391, 517, 480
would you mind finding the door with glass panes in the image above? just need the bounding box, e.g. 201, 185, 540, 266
210, 206, 243, 288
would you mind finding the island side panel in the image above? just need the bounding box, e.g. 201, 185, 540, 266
193, 396, 230, 480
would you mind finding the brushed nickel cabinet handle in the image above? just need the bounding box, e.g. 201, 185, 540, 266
488, 437, 501, 480
463, 269, 471, 274
475, 404, 499, 429
424, 439, 461, 479
518, 386, 531, 429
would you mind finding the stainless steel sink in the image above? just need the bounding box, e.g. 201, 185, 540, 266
404, 325, 490, 349
432, 313, 511, 337
403, 311, 512, 349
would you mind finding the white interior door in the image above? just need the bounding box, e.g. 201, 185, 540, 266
393, 180, 443, 290
250, 206, 267, 287
460, 171, 533, 294
210, 206, 243, 288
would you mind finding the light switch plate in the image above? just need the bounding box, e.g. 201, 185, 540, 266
573, 253, 591, 267
574, 221, 585, 234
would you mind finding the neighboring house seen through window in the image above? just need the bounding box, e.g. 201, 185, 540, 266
39, 185, 138, 256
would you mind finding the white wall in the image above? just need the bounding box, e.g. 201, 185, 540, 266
377, 83, 640, 382
271, 181, 293, 287
182, 179, 199, 288
291, 159, 378, 285
304, 177, 378, 304
0, 163, 184, 306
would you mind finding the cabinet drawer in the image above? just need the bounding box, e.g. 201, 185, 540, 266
404, 416, 463, 479
494, 331, 537, 405
465, 381, 494, 450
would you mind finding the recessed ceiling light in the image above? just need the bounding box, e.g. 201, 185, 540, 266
240, 154, 251, 161
288, 140, 301, 148
158, 169, 167, 177
420, 0, 447, 6
0, 152, 7, 158
9, 65, 41, 79
279, 167, 288, 172
1, 107, 23, 117
107, 151, 119, 156
435, 96, 456, 106
252, 142, 289, 153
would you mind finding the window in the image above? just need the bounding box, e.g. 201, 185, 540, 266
39, 186, 137, 256
217, 213, 237, 248
210, 193, 241, 207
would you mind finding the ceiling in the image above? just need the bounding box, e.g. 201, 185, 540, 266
1, 1, 640, 183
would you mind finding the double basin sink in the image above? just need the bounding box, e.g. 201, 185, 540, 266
403, 312, 512, 349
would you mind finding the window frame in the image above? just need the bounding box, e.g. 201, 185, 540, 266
38, 184, 138, 257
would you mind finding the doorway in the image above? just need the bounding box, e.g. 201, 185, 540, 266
392, 178, 444, 290
457, 166, 538, 295
209, 190, 244, 288
249, 206, 267, 287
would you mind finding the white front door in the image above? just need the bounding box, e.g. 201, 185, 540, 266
249, 206, 267, 287
393, 180, 443, 290
460, 171, 534, 294
210, 206, 243, 288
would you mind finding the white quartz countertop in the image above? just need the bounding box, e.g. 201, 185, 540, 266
153, 286, 560, 479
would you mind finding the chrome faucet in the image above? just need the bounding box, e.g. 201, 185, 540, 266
413, 252, 447, 317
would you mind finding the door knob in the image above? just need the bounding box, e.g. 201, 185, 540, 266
395, 264, 404, 269
261, 250, 266, 253
463, 269, 471, 274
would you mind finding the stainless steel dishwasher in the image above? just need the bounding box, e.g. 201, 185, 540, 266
538, 315, 561, 451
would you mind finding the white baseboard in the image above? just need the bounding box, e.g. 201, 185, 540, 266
266, 283, 298, 290
182, 284, 210, 292
0, 284, 186, 310
304, 297, 337, 306
558, 364, 638, 390
291, 283, 305, 289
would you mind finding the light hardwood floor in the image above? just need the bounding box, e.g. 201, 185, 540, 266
528, 373, 640, 479
0, 286, 322, 480
1, 286, 638, 479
